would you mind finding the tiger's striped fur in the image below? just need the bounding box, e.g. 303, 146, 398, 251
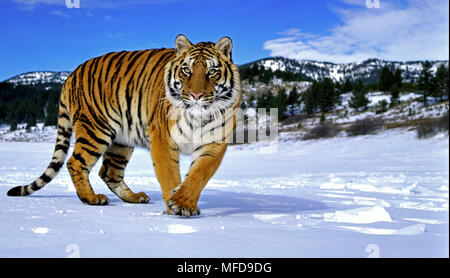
7, 35, 241, 216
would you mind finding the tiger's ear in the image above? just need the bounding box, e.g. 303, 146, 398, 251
216, 36, 233, 59
175, 34, 192, 54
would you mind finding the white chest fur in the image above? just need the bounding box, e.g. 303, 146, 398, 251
169, 109, 230, 155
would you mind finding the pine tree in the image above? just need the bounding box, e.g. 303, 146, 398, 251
9, 119, 18, 132
418, 61, 435, 106
342, 79, 353, 94
26, 114, 37, 132
318, 78, 336, 113
393, 69, 403, 88
260, 68, 274, 84
287, 86, 300, 116
334, 81, 343, 104
272, 88, 288, 120
44, 109, 58, 126
434, 64, 449, 101
390, 83, 400, 106
44, 91, 59, 126
349, 80, 369, 111
303, 81, 320, 115
256, 90, 273, 112
379, 66, 394, 92
320, 112, 326, 123
0, 102, 5, 123
334, 80, 342, 93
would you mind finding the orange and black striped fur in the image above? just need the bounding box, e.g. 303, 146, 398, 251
7, 35, 241, 216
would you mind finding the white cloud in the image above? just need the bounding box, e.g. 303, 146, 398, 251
264, 0, 449, 63
50, 10, 70, 18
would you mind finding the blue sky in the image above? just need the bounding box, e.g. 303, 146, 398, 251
0, 0, 448, 80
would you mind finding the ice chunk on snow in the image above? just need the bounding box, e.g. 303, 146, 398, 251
320, 182, 345, 190
324, 206, 392, 224
253, 214, 286, 221
346, 183, 414, 195
395, 224, 426, 236
352, 196, 377, 206
403, 218, 444, 225
339, 223, 425, 235
339, 226, 397, 235
31, 227, 49, 234
167, 224, 197, 234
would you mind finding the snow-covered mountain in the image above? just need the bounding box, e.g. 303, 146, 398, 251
4, 71, 71, 86
3, 57, 448, 86
242, 57, 449, 83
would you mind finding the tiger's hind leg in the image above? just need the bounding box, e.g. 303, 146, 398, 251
99, 143, 149, 203
67, 125, 112, 205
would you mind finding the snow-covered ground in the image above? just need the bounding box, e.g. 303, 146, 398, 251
280, 92, 448, 133
0, 129, 448, 257
334, 92, 448, 125
0, 123, 57, 143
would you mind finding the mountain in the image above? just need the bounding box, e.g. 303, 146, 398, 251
240, 57, 449, 84
3, 57, 448, 87
4, 71, 71, 86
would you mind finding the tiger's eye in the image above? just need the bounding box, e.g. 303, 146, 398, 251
182, 67, 191, 75
208, 69, 217, 76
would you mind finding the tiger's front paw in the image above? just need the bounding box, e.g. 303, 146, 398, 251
124, 192, 150, 204
166, 185, 200, 217
80, 194, 110, 206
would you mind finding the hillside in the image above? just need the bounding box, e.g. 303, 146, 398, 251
5, 71, 70, 86
4, 58, 448, 86
1, 91, 448, 143
240, 57, 448, 84
1, 57, 448, 142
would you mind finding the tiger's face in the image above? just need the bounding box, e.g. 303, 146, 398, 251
165, 35, 240, 117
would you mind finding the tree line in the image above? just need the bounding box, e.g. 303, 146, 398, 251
0, 61, 447, 130
241, 62, 449, 121
240, 64, 312, 84
0, 82, 60, 131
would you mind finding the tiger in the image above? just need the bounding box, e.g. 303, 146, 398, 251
7, 34, 241, 217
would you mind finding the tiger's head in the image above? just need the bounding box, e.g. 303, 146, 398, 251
165, 34, 241, 117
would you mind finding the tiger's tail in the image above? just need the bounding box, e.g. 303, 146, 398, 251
7, 90, 72, 197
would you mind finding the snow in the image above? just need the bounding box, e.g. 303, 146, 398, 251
0, 128, 448, 257
328, 92, 448, 128
323, 206, 392, 224
5, 71, 70, 85
338, 223, 426, 236
257, 57, 449, 83
0, 124, 58, 143
166, 224, 198, 234
261, 59, 286, 72
31, 227, 49, 234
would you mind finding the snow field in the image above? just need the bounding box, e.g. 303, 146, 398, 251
0, 128, 448, 257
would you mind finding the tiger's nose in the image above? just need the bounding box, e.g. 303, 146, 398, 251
190, 92, 204, 100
